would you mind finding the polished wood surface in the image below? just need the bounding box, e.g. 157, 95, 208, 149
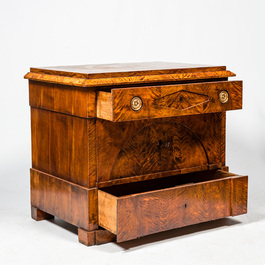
25, 70, 235, 88
97, 81, 242, 121
96, 113, 225, 184
29, 81, 96, 118
97, 91, 113, 120
31, 105, 226, 187
25, 62, 235, 88
31, 169, 98, 231
98, 170, 247, 242
98, 190, 117, 234
231, 176, 248, 216
29, 62, 227, 77
26, 62, 247, 246
31, 108, 96, 188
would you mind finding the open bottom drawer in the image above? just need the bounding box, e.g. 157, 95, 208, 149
98, 170, 248, 242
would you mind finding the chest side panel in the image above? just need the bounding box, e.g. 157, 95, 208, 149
31, 108, 96, 188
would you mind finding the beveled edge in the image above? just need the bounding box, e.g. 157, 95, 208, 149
24, 70, 236, 88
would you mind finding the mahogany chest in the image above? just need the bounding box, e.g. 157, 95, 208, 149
25, 62, 248, 246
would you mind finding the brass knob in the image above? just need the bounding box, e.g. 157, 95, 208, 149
131, 96, 143, 111
219, 90, 229, 103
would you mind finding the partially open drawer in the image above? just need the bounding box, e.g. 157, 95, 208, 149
97, 81, 242, 121
98, 170, 248, 242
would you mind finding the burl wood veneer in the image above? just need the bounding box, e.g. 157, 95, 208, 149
25, 62, 248, 246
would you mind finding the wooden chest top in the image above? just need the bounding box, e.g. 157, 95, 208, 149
24, 61, 235, 88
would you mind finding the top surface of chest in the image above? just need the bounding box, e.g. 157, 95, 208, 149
24, 61, 235, 88
26, 61, 228, 76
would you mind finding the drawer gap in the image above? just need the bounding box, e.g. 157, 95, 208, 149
95, 78, 229, 91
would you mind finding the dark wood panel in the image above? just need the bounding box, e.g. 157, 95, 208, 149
31, 108, 96, 188
110, 122, 209, 178
29, 81, 96, 118
30, 169, 98, 230
220, 112, 226, 165
88, 118, 97, 188
108, 81, 242, 121
31, 107, 50, 174
96, 113, 223, 183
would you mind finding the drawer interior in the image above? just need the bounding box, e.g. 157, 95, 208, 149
100, 170, 237, 197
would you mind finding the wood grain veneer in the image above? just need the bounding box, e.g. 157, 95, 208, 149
97, 81, 242, 121
30, 169, 98, 231
96, 113, 224, 184
26, 61, 247, 246
98, 170, 248, 242
25, 62, 235, 88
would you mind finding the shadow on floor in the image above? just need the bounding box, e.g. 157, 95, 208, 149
47, 217, 241, 250
48, 217, 78, 235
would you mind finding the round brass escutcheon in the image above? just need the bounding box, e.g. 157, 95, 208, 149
131, 96, 143, 111
219, 90, 229, 104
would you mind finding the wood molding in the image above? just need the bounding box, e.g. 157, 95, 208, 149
25, 70, 235, 88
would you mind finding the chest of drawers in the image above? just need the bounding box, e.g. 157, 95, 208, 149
25, 62, 248, 246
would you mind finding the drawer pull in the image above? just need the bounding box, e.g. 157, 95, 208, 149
131, 96, 143, 111
219, 90, 229, 103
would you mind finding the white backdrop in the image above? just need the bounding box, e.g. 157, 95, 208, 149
1, 0, 265, 264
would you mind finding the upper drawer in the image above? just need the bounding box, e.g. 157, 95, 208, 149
97, 81, 242, 122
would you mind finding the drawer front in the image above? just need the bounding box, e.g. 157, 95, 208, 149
97, 81, 242, 121
98, 171, 248, 242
